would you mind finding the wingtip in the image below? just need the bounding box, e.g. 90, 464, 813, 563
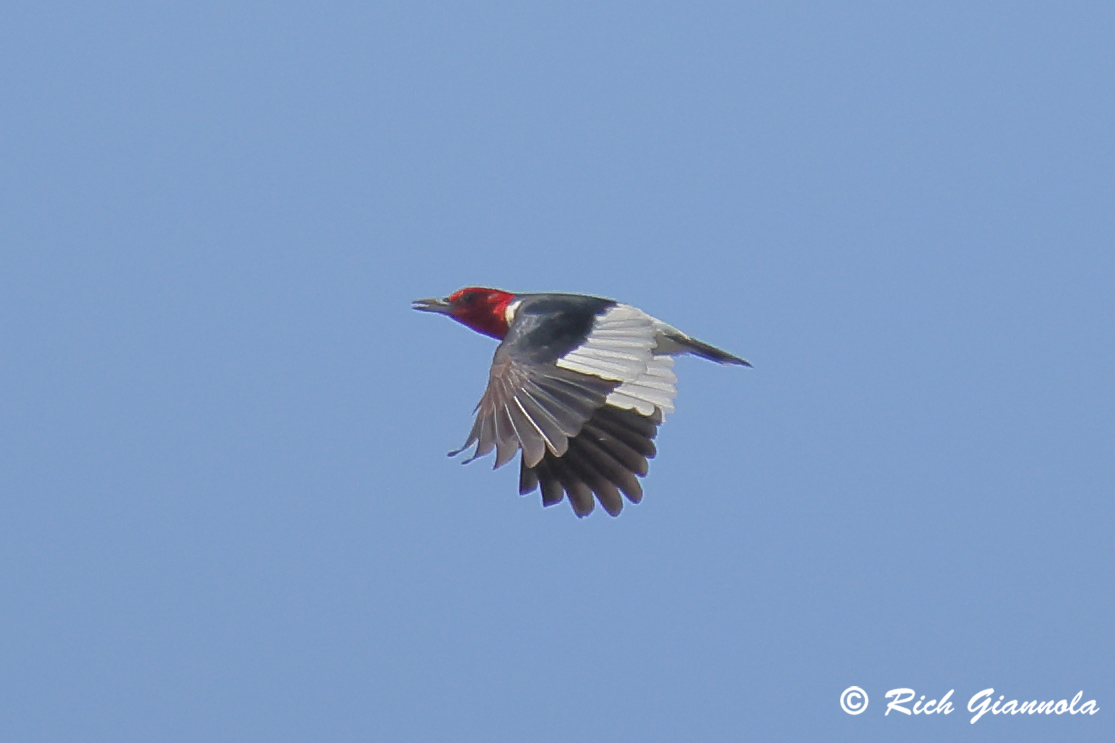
449, 444, 485, 465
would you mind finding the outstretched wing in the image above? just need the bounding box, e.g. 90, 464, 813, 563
453, 301, 681, 517
451, 354, 617, 469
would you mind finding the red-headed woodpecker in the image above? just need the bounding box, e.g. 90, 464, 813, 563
414, 287, 750, 517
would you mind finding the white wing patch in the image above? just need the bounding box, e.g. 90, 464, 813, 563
555, 304, 654, 380
556, 304, 679, 418
606, 354, 677, 417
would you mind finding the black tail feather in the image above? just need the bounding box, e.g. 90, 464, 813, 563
669, 332, 751, 366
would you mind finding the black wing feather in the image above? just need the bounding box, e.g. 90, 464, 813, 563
519, 403, 661, 518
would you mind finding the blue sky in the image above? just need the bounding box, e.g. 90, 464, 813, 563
2, 2, 1112, 741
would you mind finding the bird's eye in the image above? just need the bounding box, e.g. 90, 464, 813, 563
460, 292, 476, 305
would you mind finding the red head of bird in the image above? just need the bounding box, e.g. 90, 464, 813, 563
412, 287, 516, 339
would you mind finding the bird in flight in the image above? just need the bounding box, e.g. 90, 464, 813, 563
414, 287, 749, 517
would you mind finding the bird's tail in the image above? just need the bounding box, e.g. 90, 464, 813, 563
658, 329, 751, 366
681, 336, 751, 366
